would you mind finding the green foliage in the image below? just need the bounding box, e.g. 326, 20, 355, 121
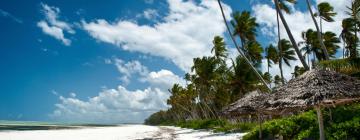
318, 58, 360, 77
176, 119, 255, 133
243, 103, 360, 140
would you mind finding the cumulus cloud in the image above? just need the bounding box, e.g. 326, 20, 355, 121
82, 0, 232, 71
253, 0, 350, 80
142, 9, 159, 20
37, 3, 74, 46
51, 59, 185, 123
112, 59, 149, 85
51, 86, 169, 123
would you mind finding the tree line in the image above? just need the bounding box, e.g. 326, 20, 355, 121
145, 0, 360, 125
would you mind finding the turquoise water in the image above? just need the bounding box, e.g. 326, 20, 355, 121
0, 120, 117, 131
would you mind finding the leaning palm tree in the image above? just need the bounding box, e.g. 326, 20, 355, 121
278, 39, 297, 84
217, 0, 271, 91
274, 0, 309, 70
316, 2, 337, 33
305, 0, 330, 60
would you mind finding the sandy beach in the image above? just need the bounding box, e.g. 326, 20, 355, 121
0, 125, 246, 140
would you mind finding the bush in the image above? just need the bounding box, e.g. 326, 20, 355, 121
243, 103, 360, 140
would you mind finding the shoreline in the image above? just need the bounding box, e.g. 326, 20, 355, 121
0, 124, 246, 140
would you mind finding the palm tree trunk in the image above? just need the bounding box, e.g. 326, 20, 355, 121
274, 0, 310, 70
217, 0, 271, 91
276, 8, 285, 84
315, 106, 325, 140
279, 58, 285, 84
306, 0, 330, 60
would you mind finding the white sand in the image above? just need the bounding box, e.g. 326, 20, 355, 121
0, 125, 246, 140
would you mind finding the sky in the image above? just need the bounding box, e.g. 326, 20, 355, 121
0, 0, 351, 124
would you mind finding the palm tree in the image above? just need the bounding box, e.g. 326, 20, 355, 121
278, 39, 297, 84
299, 29, 316, 67
265, 44, 279, 73
345, 0, 360, 58
316, 2, 337, 33
217, 0, 271, 91
301, 29, 340, 61
274, 0, 309, 70
340, 18, 358, 58
211, 36, 227, 60
245, 41, 263, 64
305, 0, 330, 60
231, 11, 258, 49
274, 75, 282, 87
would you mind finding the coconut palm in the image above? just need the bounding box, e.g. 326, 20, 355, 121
265, 44, 279, 73
245, 41, 263, 65
211, 36, 227, 60
316, 2, 337, 33
274, 75, 282, 87
278, 39, 297, 84
274, 0, 309, 70
340, 18, 358, 58
299, 29, 317, 67
231, 11, 258, 50
301, 29, 340, 61
306, 0, 330, 60
217, 0, 271, 91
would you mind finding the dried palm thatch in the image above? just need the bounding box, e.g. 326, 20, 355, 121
266, 68, 360, 111
266, 68, 360, 140
222, 90, 271, 117
221, 90, 271, 139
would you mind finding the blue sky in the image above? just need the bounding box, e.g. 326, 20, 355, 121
0, 0, 349, 123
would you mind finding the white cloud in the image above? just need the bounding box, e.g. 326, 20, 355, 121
142, 69, 186, 90
50, 86, 169, 123
37, 3, 74, 46
143, 9, 159, 20
51, 59, 185, 123
82, 0, 232, 71
112, 58, 149, 85
253, 1, 350, 80
0, 9, 23, 23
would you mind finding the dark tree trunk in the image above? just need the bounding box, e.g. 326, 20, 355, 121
306, 0, 330, 60
217, 0, 271, 91
274, 0, 310, 70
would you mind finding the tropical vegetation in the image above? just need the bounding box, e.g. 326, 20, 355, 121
145, 0, 360, 139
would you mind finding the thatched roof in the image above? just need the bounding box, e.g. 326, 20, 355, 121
266, 69, 360, 112
222, 90, 271, 117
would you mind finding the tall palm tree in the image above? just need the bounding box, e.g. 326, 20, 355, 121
299, 29, 316, 67
274, 0, 309, 70
316, 2, 337, 33
278, 39, 297, 84
301, 29, 340, 61
231, 11, 258, 49
265, 44, 279, 73
346, 0, 360, 58
340, 18, 358, 58
217, 0, 271, 91
305, 0, 330, 60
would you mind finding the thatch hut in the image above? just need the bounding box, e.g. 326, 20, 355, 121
222, 90, 272, 139
266, 69, 360, 140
